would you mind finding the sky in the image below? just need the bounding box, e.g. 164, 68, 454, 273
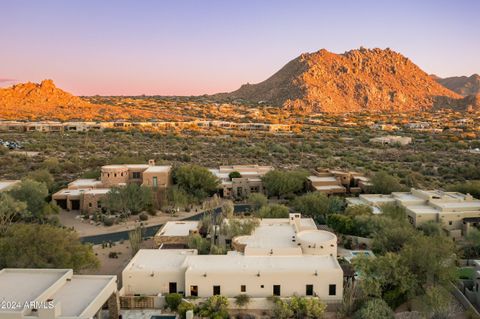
0, 0, 479, 96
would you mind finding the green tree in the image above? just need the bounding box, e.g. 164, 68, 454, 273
262, 169, 308, 198
234, 294, 251, 309
292, 192, 345, 222
371, 217, 417, 254
165, 293, 183, 311
271, 296, 326, 319
289, 295, 327, 318
228, 171, 241, 180
419, 221, 444, 237
27, 169, 55, 191
187, 234, 211, 254
271, 298, 294, 319
0, 223, 98, 271
178, 301, 195, 319
379, 202, 406, 220
400, 235, 456, 288
369, 171, 405, 194
257, 204, 289, 218
0, 193, 27, 233
354, 299, 394, 319
247, 193, 268, 210
344, 204, 373, 217
9, 179, 49, 222
174, 164, 219, 200
167, 185, 190, 209
353, 253, 415, 308
221, 200, 234, 219
447, 180, 480, 199
42, 157, 60, 173
197, 295, 229, 319
102, 184, 153, 217
417, 286, 460, 319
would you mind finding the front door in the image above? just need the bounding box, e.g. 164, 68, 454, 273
169, 282, 177, 294
273, 285, 281, 296
190, 285, 198, 297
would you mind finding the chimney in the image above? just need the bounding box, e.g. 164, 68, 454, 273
148, 159, 155, 166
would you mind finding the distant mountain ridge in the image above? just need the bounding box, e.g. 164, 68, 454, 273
0, 79, 157, 120
433, 74, 480, 97
216, 47, 472, 112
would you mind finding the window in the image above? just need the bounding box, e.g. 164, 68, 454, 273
169, 282, 177, 294
133, 172, 141, 179
260, 285, 264, 288
153, 176, 158, 187
213, 286, 221, 295
190, 285, 198, 297
241, 285, 246, 292
97, 202, 102, 208
273, 285, 281, 296
329, 284, 336, 296
88, 202, 92, 208
306, 285, 313, 296
449, 221, 453, 225
114, 173, 117, 177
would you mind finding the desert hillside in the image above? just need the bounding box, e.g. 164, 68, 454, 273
217, 48, 463, 112
0, 80, 157, 120
434, 74, 480, 97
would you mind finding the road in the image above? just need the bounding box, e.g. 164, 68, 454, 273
80, 204, 251, 245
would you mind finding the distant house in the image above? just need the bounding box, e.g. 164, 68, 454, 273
209, 165, 274, 198
370, 135, 412, 146
0, 180, 20, 193
53, 160, 172, 214
307, 169, 371, 195
347, 188, 480, 239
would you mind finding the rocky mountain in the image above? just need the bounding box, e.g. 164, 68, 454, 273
434, 74, 480, 97
217, 48, 464, 112
0, 80, 156, 120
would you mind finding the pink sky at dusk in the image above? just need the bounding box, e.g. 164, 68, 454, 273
1, 0, 479, 96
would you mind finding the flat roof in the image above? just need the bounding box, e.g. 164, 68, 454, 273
101, 165, 127, 169
433, 201, 480, 210
50, 275, 115, 317
0, 180, 20, 192
125, 249, 197, 272
68, 179, 103, 188
359, 194, 397, 204
405, 205, 440, 215
0, 269, 70, 312
156, 221, 199, 237
236, 222, 297, 249
308, 176, 338, 182
185, 255, 341, 274
235, 218, 317, 249
85, 188, 111, 195
313, 185, 346, 191
53, 188, 85, 197
125, 164, 149, 169
143, 165, 172, 173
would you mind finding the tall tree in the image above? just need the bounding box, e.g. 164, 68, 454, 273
0, 193, 27, 234
173, 164, 219, 200
353, 253, 415, 308
0, 223, 98, 271
262, 169, 308, 198
369, 171, 406, 194
8, 179, 49, 222
292, 192, 345, 223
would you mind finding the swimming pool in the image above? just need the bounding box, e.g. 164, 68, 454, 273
150, 315, 177, 319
